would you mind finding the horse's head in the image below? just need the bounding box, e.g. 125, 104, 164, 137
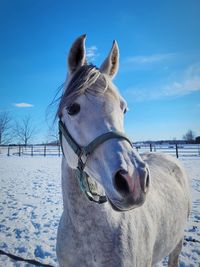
58, 35, 150, 211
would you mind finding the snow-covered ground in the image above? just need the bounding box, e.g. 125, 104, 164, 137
0, 156, 199, 266
0, 157, 62, 267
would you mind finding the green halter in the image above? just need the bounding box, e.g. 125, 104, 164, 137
59, 120, 133, 204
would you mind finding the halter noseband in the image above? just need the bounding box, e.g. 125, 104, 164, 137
59, 120, 133, 204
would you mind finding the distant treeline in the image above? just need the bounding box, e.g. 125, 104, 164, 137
135, 137, 200, 146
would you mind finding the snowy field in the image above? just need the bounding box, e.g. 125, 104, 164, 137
0, 156, 199, 267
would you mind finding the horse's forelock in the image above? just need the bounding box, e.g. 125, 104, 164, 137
57, 65, 109, 117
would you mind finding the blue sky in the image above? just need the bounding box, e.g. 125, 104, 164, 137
0, 0, 200, 142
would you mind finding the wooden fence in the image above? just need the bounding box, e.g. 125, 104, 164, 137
0, 143, 200, 158
135, 143, 200, 158
0, 145, 61, 157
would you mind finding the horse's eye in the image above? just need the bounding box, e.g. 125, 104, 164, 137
67, 103, 80, 116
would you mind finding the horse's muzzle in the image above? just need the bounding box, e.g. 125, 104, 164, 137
110, 166, 150, 211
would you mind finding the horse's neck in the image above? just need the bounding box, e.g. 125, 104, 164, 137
61, 158, 110, 225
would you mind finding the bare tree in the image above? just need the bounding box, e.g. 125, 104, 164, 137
15, 115, 36, 145
46, 125, 59, 145
183, 129, 195, 142
0, 112, 12, 145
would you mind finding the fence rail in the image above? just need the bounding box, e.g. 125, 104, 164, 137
135, 143, 200, 158
0, 144, 200, 158
0, 145, 61, 157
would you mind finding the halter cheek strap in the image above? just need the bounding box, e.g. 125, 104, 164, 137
59, 120, 133, 204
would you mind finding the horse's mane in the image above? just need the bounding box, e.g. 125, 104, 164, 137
57, 65, 109, 118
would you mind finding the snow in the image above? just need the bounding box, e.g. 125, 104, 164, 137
0, 157, 62, 266
0, 156, 199, 266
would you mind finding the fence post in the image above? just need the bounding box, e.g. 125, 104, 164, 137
175, 144, 179, 158
44, 145, 46, 157
31, 145, 33, 156
19, 145, 21, 156
58, 145, 61, 157
150, 143, 152, 152
7, 145, 10, 156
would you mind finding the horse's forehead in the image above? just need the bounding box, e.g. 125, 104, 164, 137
79, 87, 120, 108
91, 83, 121, 106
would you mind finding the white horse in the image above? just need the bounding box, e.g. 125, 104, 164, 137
56, 35, 191, 267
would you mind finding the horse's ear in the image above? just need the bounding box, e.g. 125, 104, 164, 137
100, 40, 119, 79
68, 34, 87, 74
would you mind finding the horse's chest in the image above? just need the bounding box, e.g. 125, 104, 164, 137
57, 216, 137, 267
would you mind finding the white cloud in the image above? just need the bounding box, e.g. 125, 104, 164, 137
86, 46, 99, 62
162, 64, 200, 97
13, 103, 34, 108
125, 64, 200, 101
125, 53, 175, 64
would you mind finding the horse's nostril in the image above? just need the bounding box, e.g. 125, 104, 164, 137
114, 170, 130, 195
141, 169, 150, 193
146, 172, 150, 188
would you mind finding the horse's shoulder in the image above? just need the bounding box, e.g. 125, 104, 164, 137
141, 152, 182, 169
